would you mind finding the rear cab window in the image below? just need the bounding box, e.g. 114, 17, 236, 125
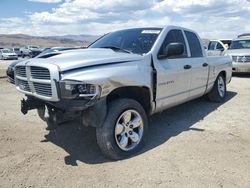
184, 31, 203, 58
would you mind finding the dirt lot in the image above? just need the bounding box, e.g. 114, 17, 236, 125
0, 64, 250, 187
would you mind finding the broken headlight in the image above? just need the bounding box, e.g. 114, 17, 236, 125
59, 80, 101, 99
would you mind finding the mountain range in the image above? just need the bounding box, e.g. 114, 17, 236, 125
0, 34, 100, 48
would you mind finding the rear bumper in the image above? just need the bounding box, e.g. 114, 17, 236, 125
232, 62, 250, 72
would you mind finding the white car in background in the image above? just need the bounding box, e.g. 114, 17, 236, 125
19, 45, 42, 58
0, 48, 18, 60
207, 39, 232, 56
225, 35, 250, 73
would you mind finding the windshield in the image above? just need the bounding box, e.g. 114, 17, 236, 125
229, 40, 250, 49
89, 28, 162, 55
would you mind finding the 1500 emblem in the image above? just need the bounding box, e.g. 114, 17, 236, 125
158, 80, 174, 86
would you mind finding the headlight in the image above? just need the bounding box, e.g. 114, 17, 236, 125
59, 80, 101, 99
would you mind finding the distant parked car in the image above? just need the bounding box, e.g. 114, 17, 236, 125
225, 36, 250, 73
0, 48, 18, 60
19, 45, 42, 58
11, 48, 21, 56
207, 39, 232, 56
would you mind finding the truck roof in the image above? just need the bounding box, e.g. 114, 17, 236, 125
237, 33, 250, 38
232, 37, 250, 41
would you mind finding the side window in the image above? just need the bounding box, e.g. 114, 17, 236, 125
216, 42, 224, 50
184, 31, 203, 58
159, 29, 187, 58
208, 41, 217, 50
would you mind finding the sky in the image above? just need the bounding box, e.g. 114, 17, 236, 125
0, 0, 250, 39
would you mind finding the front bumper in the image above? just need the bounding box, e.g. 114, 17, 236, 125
21, 97, 91, 114
21, 96, 107, 128
232, 62, 250, 72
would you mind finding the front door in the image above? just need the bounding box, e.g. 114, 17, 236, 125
153, 29, 192, 111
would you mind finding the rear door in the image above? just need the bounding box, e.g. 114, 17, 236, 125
153, 29, 192, 111
184, 30, 209, 99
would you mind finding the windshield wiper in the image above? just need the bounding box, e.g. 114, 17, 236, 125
100, 46, 132, 54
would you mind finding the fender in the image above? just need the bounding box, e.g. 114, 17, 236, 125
81, 98, 107, 127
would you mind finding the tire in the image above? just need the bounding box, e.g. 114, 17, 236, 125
207, 73, 226, 103
96, 98, 148, 160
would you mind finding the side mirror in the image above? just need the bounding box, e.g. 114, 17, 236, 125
158, 43, 184, 59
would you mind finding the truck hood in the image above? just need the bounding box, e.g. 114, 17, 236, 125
29, 48, 144, 72
226, 49, 250, 56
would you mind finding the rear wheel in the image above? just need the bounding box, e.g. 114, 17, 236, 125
207, 73, 226, 102
96, 98, 148, 160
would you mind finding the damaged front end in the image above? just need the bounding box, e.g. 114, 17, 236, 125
21, 95, 107, 130
18, 76, 107, 130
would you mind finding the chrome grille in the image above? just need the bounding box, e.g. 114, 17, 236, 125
31, 66, 50, 80
15, 65, 58, 101
16, 79, 30, 92
16, 66, 26, 77
33, 83, 52, 97
232, 56, 250, 63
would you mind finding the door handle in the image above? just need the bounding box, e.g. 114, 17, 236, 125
203, 63, 208, 67
184, 65, 192, 69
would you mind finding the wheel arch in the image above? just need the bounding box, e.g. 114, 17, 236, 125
106, 86, 152, 115
219, 70, 226, 80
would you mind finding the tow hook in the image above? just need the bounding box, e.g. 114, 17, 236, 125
21, 98, 44, 115
21, 99, 28, 115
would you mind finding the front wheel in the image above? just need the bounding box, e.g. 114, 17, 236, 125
207, 73, 226, 102
96, 98, 148, 160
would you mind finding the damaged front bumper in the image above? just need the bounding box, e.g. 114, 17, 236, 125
20, 96, 107, 128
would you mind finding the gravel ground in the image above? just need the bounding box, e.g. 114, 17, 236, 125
0, 69, 250, 187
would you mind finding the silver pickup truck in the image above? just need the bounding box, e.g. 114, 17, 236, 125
14, 26, 232, 159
